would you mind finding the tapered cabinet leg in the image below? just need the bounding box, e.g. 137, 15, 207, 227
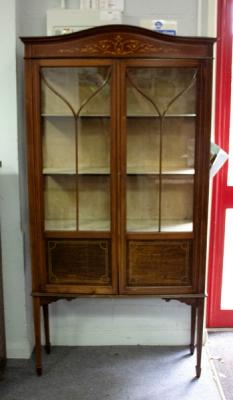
196, 298, 204, 378
42, 304, 51, 354
33, 297, 42, 376
190, 304, 196, 355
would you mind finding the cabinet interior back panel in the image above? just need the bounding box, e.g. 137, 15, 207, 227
127, 117, 195, 173
127, 176, 159, 231
78, 118, 110, 173
44, 175, 76, 231
79, 176, 110, 231
44, 175, 110, 231
43, 117, 75, 172
43, 117, 110, 173
126, 176, 193, 232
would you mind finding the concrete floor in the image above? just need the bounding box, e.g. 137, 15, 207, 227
208, 332, 233, 400
0, 346, 222, 400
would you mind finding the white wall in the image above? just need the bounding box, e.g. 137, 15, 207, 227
0, 0, 31, 358
1, 0, 216, 358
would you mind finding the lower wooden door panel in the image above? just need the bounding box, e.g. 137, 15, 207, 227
44, 238, 194, 295
121, 239, 194, 294
46, 239, 112, 287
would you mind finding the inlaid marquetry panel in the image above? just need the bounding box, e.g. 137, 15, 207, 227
47, 240, 111, 285
127, 240, 192, 287
22, 27, 214, 59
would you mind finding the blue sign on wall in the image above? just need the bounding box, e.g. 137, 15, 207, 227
153, 20, 177, 36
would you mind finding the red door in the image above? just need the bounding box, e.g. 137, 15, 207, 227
207, 0, 233, 327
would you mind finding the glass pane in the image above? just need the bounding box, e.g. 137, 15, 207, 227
127, 176, 159, 232
44, 176, 76, 231
79, 176, 110, 231
162, 117, 195, 174
127, 118, 160, 174
43, 116, 76, 174
41, 67, 110, 116
161, 176, 193, 232
41, 66, 111, 232
126, 67, 196, 233
78, 118, 110, 174
127, 68, 196, 116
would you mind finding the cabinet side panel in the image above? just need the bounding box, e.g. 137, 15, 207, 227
25, 59, 42, 291
194, 59, 214, 294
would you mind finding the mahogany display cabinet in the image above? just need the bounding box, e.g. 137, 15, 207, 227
21, 25, 215, 377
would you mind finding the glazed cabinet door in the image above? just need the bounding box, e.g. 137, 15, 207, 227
119, 60, 201, 294
32, 60, 117, 294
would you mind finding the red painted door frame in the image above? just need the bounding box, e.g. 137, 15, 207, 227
207, 0, 233, 327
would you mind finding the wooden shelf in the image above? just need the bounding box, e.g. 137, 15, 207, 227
79, 167, 110, 174
43, 168, 194, 176
126, 114, 196, 118
127, 167, 194, 175
45, 219, 110, 231
45, 220, 77, 231
43, 168, 76, 175
45, 219, 192, 232
79, 219, 110, 231
41, 114, 110, 118
127, 219, 193, 232
41, 113, 196, 118
43, 167, 110, 175
162, 169, 194, 175
43, 168, 194, 175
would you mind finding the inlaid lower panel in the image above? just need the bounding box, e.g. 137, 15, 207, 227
47, 239, 111, 285
127, 240, 192, 287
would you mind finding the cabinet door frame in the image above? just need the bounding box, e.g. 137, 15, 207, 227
118, 58, 211, 295
207, 0, 233, 327
27, 58, 119, 295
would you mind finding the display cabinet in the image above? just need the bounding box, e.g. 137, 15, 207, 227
21, 25, 215, 377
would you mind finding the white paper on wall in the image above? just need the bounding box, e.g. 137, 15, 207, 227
98, 0, 124, 11
210, 143, 228, 178
91, 0, 99, 9
80, 0, 91, 9
100, 10, 122, 22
